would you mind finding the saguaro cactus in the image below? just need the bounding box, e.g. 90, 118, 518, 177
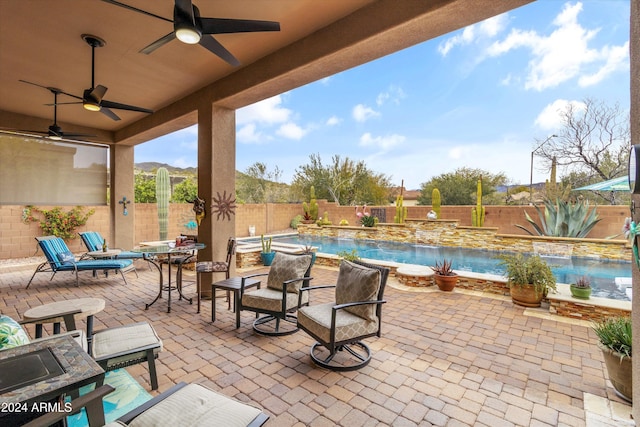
432, 188, 441, 219
303, 185, 319, 220
471, 178, 485, 227
156, 167, 171, 240
394, 194, 407, 223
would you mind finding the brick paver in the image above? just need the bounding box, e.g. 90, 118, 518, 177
0, 261, 632, 426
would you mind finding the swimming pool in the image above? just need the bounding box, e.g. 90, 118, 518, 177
244, 235, 632, 300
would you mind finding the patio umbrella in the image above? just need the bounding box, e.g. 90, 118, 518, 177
573, 176, 630, 192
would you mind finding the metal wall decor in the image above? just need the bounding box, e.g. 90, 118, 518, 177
211, 190, 236, 221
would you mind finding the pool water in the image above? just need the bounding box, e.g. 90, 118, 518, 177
248, 235, 632, 301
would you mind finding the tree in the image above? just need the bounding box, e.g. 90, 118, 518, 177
236, 162, 293, 203
292, 153, 392, 205
417, 168, 507, 205
536, 98, 630, 196
171, 177, 198, 203
134, 173, 156, 203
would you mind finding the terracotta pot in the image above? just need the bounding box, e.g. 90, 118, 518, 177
434, 274, 457, 291
509, 283, 544, 307
600, 344, 632, 402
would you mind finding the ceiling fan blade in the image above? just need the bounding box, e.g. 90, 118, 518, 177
1, 128, 49, 136
100, 99, 153, 114
100, 107, 121, 121
62, 132, 97, 138
90, 85, 109, 102
199, 35, 240, 66
19, 80, 82, 100
99, 0, 172, 23
45, 102, 82, 106
139, 32, 176, 54
200, 18, 280, 34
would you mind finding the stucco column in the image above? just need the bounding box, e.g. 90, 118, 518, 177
110, 144, 135, 250
198, 103, 236, 296
631, 0, 640, 416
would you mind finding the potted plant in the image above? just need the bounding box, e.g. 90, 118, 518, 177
592, 316, 632, 402
430, 259, 458, 291
570, 276, 592, 300
260, 234, 275, 266
498, 253, 556, 307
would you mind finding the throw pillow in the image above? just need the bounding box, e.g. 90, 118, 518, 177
56, 251, 76, 264
0, 315, 30, 350
266, 252, 312, 294
335, 260, 381, 321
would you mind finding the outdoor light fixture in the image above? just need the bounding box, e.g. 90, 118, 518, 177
629, 145, 640, 194
176, 26, 201, 44
174, 6, 201, 44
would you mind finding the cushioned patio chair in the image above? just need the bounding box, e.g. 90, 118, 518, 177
1, 311, 163, 390
24, 382, 269, 427
297, 259, 389, 371
27, 236, 135, 288
239, 252, 313, 336
79, 231, 146, 261
196, 237, 237, 313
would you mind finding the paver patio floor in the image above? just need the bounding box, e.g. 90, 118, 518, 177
0, 260, 633, 426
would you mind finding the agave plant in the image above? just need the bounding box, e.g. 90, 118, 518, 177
515, 198, 601, 238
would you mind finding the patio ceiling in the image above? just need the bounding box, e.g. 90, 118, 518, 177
0, 0, 533, 145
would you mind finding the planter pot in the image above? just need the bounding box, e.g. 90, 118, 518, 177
260, 252, 276, 266
570, 285, 591, 300
599, 344, 632, 402
509, 283, 544, 307
434, 274, 457, 291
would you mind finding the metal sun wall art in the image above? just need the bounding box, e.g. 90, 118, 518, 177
211, 190, 236, 221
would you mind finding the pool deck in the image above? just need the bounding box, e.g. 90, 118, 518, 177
0, 259, 633, 426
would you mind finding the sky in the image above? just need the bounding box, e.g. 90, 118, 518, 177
134, 0, 631, 190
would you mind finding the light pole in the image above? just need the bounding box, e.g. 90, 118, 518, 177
529, 135, 557, 204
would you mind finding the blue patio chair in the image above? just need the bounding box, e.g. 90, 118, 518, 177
79, 231, 145, 261
26, 236, 135, 288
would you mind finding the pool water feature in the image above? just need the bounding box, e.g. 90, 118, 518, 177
241, 235, 632, 301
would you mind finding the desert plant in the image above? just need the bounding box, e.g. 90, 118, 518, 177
290, 214, 303, 229
498, 253, 557, 296
394, 194, 407, 223
593, 316, 632, 359
573, 276, 591, 289
432, 188, 441, 219
471, 178, 485, 227
316, 211, 332, 226
337, 249, 360, 261
302, 185, 319, 221
156, 167, 171, 240
361, 214, 376, 227
515, 198, 601, 238
22, 206, 95, 240
339, 219, 349, 226
260, 234, 272, 253
430, 259, 456, 276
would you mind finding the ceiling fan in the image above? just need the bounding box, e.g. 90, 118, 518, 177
100, 0, 281, 66
55, 34, 154, 121
6, 81, 96, 140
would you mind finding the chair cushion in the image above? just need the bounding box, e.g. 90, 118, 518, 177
335, 261, 381, 321
242, 287, 307, 312
298, 303, 379, 344
92, 322, 162, 367
57, 250, 76, 264
266, 252, 312, 294
0, 315, 30, 350
196, 261, 229, 273
126, 383, 263, 427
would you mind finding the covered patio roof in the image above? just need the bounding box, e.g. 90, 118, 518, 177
0, 0, 534, 145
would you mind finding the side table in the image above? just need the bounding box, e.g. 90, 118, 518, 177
211, 277, 260, 328
22, 298, 106, 355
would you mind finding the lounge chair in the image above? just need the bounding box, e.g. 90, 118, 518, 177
79, 231, 146, 261
24, 382, 269, 427
27, 236, 135, 288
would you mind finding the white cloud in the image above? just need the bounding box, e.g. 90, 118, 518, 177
237, 95, 291, 125
485, 2, 629, 91
237, 123, 263, 143
326, 116, 341, 126
352, 104, 380, 122
534, 99, 586, 130
320, 77, 332, 85
359, 132, 405, 150
438, 13, 508, 56
277, 122, 307, 140
376, 85, 406, 106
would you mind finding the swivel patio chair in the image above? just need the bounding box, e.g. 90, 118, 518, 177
297, 259, 389, 371
25, 382, 269, 427
27, 236, 135, 288
196, 237, 237, 313
239, 252, 313, 336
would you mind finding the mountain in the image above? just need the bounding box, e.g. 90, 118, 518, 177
135, 162, 197, 175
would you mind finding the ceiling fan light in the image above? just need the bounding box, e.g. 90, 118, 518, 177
83, 101, 101, 112
176, 27, 201, 44
48, 134, 62, 141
